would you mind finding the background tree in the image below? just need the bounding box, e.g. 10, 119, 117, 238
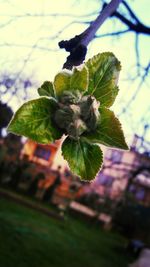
0, 102, 13, 137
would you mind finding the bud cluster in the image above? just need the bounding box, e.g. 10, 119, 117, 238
54, 91, 100, 140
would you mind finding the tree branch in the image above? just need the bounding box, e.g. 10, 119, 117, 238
95, 29, 129, 38
59, 0, 122, 69
122, 1, 141, 24
80, 0, 122, 46
108, 2, 150, 35
113, 11, 150, 35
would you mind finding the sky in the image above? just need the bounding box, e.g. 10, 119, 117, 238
0, 0, 150, 149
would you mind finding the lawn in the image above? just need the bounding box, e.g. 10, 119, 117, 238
0, 197, 130, 267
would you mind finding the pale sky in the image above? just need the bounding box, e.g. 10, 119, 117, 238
0, 0, 150, 148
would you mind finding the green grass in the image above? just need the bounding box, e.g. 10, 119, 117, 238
0, 197, 130, 267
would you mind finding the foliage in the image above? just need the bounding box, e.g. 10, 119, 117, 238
0, 197, 130, 267
0, 101, 13, 136
7, 53, 128, 181
113, 200, 150, 244
77, 193, 115, 214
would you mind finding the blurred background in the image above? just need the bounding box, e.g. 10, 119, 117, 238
0, 1, 150, 267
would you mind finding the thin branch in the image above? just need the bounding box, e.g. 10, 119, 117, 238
95, 29, 129, 38
135, 34, 140, 75
0, 17, 18, 29
111, 7, 150, 35
122, 1, 141, 24
0, 42, 58, 52
0, 12, 99, 20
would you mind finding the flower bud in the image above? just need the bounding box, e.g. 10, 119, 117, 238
54, 90, 100, 138
67, 119, 87, 139
59, 90, 81, 105
54, 106, 73, 129
80, 96, 100, 131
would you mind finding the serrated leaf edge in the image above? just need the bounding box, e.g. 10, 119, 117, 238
62, 137, 103, 182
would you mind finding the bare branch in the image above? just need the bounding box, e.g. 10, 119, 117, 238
81, 0, 122, 46
122, 1, 141, 24
135, 34, 140, 75
95, 29, 129, 38
0, 12, 98, 19
59, 0, 122, 69
0, 42, 58, 52
110, 5, 150, 35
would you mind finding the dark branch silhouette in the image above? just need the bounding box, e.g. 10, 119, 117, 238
59, 0, 122, 69
59, 0, 150, 69
111, 7, 150, 35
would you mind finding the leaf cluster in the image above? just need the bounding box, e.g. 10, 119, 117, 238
8, 53, 128, 181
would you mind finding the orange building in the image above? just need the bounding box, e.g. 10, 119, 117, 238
21, 139, 61, 167
20, 136, 150, 207
20, 139, 81, 204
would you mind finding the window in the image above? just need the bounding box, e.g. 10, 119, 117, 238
135, 188, 145, 201
34, 146, 51, 161
106, 149, 122, 163
97, 173, 113, 187
129, 184, 136, 193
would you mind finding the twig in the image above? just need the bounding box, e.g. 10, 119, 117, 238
111, 7, 150, 35
122, 1, 141, 24
135, 34, 140, 75
95, 29, 129, 38
81, 0, 122, 46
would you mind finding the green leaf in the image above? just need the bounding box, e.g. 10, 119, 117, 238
62, 137, 103, 181
54, 66, 88, 97
70, 66, 89, 92
7, 97, 62, 144
86, 52, 121, 107
54, 71, 71, 97
38, 81, 55, 97
83, 108, 128, 150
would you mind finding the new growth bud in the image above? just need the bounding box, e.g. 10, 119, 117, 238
54, 90, 100, 139
67, 119, 87, 139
